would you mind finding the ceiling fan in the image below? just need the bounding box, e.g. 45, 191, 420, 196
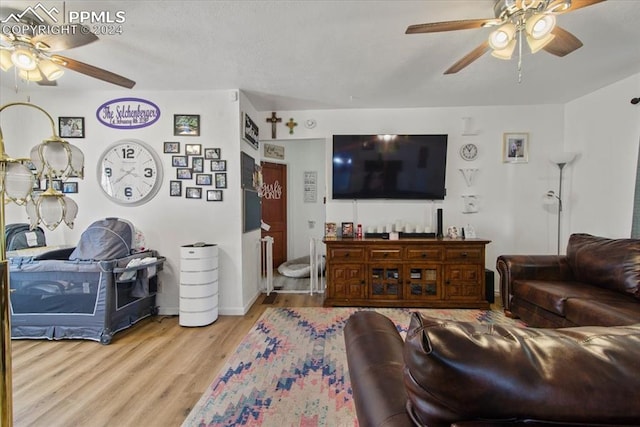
406, 0, 605, 75
0, 7, 135, 88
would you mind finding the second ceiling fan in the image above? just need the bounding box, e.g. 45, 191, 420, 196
406, 0, 605, 75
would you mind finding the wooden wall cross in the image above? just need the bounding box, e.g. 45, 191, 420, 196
286, 118, 297, 134
266, 112, 282, 139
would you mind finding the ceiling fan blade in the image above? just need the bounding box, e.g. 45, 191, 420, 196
32, 31, 99, 52
543, 26, 583, 57
406, 18, 498, 34
51, 54, 136, 88
444, 41, 490, 74
556, 0, 606, 13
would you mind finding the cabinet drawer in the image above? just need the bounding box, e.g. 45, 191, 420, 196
406, 247, 443, 261
369, 248, 402, 261
445, 247, 482, 261
328, 247, 365, 261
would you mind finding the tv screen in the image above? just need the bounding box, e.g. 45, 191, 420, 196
332, 134, 448, 200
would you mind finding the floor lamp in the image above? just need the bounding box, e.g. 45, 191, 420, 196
1, 102, 84, 427
547, 152, 577, 255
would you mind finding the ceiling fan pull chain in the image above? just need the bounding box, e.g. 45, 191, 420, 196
517, 26, 523, 83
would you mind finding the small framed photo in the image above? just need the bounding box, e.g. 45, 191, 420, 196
503, 132, 529, 163
164, 141, 180, 153
185, 143, 202, 156
341, 222, 354, 238
169, 180, 182, 196
243, 112, 259, 150
196, 173, 212, 185
172, 155, 188, 167
207, 189, 223, 201
59, 117, 84, 138
185, 187, 202, 199
62, 181, 78, 194
204, 148, 221, 160
176, 168, 192, 179
211, 160, 227, 171
215, 172, 227, 188
174, 114, 200, 136
191, 157, 204, 173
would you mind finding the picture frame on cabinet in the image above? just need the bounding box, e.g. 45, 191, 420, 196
207, 190, 223, 201
174, 114, 200, 136
164, 141, 180, 153
503, 132, 529, 163
169, 180, 182, 196
341, 222, 354, 238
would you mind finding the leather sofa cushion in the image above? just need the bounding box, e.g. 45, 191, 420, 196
564, 297, 640, 326
403, 312, 640, 426
511, 279, 626, 316
567, 233, 640, 299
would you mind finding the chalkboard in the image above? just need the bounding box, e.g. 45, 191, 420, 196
243, 189, 261, 232
241, 151, 255, 189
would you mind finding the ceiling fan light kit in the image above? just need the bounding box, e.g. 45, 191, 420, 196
406, 0, 605, 78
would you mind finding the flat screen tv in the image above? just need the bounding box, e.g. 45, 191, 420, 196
332, 134, 448, 200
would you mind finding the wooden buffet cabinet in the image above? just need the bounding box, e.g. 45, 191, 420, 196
323, 237, 491, 309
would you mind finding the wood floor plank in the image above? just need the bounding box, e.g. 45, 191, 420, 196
11, 292, 324, 426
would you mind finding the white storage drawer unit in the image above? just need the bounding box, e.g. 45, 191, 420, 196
180, 244, 218, 326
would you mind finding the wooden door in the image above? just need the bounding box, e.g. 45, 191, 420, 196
261, 162, 287, 269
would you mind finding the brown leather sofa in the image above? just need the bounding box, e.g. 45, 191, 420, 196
344, 310, 640, 427
497, 233, 640, 327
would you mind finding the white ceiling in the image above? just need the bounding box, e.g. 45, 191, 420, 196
1, 0, 639, 111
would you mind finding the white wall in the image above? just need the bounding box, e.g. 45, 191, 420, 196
0, 89, 250, 315
258, 104, 568, 270
564, 73, 640, 238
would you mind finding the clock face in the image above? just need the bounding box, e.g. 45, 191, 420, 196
460, 143, 479, 161
98, 140, 163, 205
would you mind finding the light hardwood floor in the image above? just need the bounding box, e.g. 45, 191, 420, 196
10, 292, 324, 427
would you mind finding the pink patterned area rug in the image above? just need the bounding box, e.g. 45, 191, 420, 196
182, 307, 523, 427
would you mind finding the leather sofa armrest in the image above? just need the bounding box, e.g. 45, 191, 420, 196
496, 255, 572, 315
344, 311, 413, 427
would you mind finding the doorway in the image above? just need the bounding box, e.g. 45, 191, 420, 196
261, 162, 287, 269
260, 139, 327, 293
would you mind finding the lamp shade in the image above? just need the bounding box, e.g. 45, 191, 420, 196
38, 59, 64, 81
1, 162, 35, 205
526, 14, 556, 40
491, 39, 517, 60
30, 139, 84, 180
526, 32, 556, 54
489, 22, 516, 50
549, 152, 577, 165
18, 67, 43, 82
11, 47, 37, 70
27, 191, 78, 231
0, 50, 13, 72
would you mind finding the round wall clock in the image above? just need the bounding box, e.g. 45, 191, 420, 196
97, 139, 163, 206
460, 143, 479, 161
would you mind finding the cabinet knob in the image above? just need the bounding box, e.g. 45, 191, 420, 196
344, 252, 350, 258
360, 280, 365, 285
461, 252, 468, 257
383, 252, 388, 258
445, 280, 450, 285
421, 253, 427, 258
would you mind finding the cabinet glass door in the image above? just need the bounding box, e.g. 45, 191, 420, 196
405, 265, 441, 300
369, 266, 401, 299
